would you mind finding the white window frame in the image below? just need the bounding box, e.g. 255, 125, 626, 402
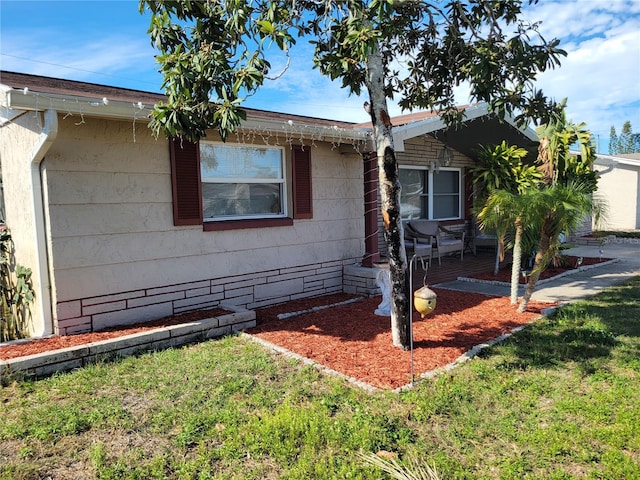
200, 142, 288, 222
399, 165, 462, 220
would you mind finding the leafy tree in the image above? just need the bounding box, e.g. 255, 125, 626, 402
139, 0, 566, 349
609, 121, 640, 154
608, 126, 617, 155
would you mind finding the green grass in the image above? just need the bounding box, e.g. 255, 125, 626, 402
2, 278, 639, 479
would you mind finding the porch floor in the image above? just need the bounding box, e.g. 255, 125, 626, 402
408, 247, 504, 288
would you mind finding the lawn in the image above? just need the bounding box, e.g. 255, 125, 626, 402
1, 278, 639, 479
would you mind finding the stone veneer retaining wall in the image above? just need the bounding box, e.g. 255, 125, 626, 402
570, 235, 640, 246
55, 258, 360, 335
343, 263, 386, 297
1, 306, 255, 379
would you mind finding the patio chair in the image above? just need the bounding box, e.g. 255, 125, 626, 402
407, 220, 465, 265
404, 223, 432, 270
470, 223, 498, 255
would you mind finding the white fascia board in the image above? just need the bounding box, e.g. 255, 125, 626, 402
240, 116, 372, 147
4, 88, 372, 148
5, 89, 154, 121
392, 116, 449, 151
591, 152, 640, 168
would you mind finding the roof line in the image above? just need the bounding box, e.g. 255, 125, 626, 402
592, 152, 640, 167
1, 84, 371, 146
391, 103, 537, 152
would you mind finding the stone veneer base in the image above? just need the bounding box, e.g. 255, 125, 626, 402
1, 306, 255, 381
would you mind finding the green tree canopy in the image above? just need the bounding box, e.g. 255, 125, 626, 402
139, 0, 566, 142
609, 121, 640, 155
139, 0, 566, 349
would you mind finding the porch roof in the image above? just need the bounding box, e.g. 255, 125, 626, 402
382, 103, 539, 158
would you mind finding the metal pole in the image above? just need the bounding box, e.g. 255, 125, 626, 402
409, 255, 415, 385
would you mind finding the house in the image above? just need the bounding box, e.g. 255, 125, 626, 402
351, 104, 539, 257
0, 71, 538, 339
593, 153, 640, 231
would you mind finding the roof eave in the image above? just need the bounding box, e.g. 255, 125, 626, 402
3, 88, 373, 148
391, 103, 538, 152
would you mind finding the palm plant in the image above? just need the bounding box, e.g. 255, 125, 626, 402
535, 101, 598, 190
470, 141, 540, 275
515, 104, 600, 311
517, 181, 595, 312
477, 188, 539, 304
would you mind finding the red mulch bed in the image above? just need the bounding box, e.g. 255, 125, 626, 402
249, 290, 554, 389
466, 255, 611, 284
1, 291, 555, 390
0, 308, 229, 360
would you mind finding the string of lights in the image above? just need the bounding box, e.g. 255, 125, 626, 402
1, 87, 373, 150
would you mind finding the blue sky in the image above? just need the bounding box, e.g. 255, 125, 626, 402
1, 0, 639, 154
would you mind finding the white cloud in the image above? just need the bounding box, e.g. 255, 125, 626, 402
2, 0, 638, 150
530, 1, 640, 146
2, 30, 160, 89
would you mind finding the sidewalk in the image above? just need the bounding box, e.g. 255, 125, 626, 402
435, 242, 640, 304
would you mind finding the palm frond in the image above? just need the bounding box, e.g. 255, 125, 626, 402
359, 452, 441, 480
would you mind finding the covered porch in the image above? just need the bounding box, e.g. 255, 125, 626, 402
344, 248, 503, 297
407, 248, 505, 289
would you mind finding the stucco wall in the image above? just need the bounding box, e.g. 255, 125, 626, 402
595, 162, 640, 230
0, 110, 51, 336
41, 116, 364, 333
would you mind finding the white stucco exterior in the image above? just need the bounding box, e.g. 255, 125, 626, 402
1, 104, 366, 336
594, 154, 640, 230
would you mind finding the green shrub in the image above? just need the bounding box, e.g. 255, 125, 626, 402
1, 227, 35, 342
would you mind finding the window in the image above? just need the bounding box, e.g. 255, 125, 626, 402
433, 170, 461, 219
399, 166, 461, 220
200, 142, 286, 221
170, 139, 312, 229
399, 167, 427, 220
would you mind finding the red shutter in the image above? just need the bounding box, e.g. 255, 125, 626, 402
170, 138, 203, 226
292, 146, 313, 219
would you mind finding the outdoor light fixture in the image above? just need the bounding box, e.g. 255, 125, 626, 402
437, 145, 453, 167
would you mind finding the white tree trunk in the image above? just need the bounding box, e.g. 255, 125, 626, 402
364, 41, 410, 349
510, 220, 523, 305
518, 232, 551, 313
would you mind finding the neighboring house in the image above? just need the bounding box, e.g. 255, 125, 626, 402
0, 71, 537, 338
593, 153, 640, 231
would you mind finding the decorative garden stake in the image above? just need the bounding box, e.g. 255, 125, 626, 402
413, 286, 437, 318
407, 255, 437, 385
